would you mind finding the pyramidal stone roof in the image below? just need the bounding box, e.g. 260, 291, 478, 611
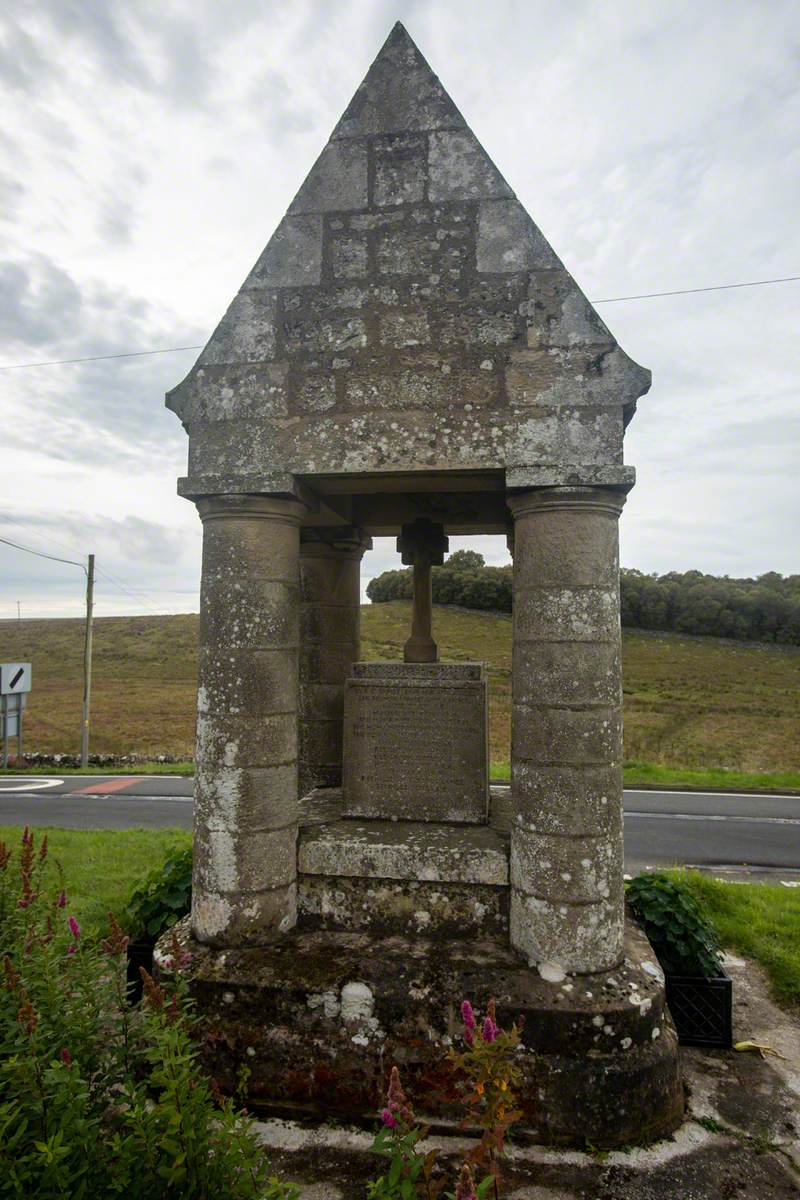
167, 23, 649, 497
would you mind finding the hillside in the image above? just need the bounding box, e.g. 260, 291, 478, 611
1, 603, 798, 772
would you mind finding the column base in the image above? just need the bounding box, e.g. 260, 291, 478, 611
158, 914, 683, 1149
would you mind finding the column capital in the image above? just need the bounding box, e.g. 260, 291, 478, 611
507, 486, 626, 522
196, 493, 309, 525
300, 526, 372, 558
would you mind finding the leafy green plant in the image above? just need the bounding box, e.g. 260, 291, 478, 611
367, 1066, 445, 1199
448, 999, 524, 1198
627, 871, 723, 978
0, 828, 298, 1199
123, 847, 192, 942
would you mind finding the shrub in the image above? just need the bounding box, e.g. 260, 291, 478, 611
0, 829, 297, 1199
627, 871, 723, 978
123, 847, 192, 943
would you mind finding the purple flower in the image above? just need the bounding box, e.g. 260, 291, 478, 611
67, 945, 77, 956
381, 1107, 398, 1129
21, 826, 30, 846
67, 916, 80, 941
461, 999, 476, 1045
57, 890, 67, 909
482, 1016, 498, 1044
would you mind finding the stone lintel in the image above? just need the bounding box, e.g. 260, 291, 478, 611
505, 465, 636, 492
298, 817, 509, 885
179, 473, 316, 508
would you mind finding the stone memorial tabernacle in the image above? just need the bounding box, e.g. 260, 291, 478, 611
162, 23, 683, 1146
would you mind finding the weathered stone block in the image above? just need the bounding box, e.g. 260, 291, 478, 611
191, 882, 297, 946
246, 215, 323, 288
437, 308, 519, 347
331, 234, 368, 279
477, 199, 559, 272
197, 825, 297, 895
522, 272, 614, 350
513, 586, 620, 642
513, 509, 620, 587
197, 290, 277, 366
298, 875, 508, 939
373, 133, 427, 206
343, 355, 498, 410
511, 763, 622, 837
299, 555, 361, 607
200, 578, 299, 649
299, 682, 345, 723
513, 641, 621, 707
509, 407, 624, 465
512, 704, 622, 766
342, 662, 488, 822
510, 828, 623, 904
199, 506, 301, 584
198, 647, 298, 718
376, 227, 469, 276
168, 362, 289, 424
195, 764, 298, 833
293, 369, 337, 414
298, 719, 342, 767
282, 312, 367, 354
289, 142, 368, 213
509, 889, 624, 973
298, 818, 508, 884
507, 346, 647, 407
196, 711, 298, 770
300, 604, 359, 645
428, 129, 513, 201
300, 643, 358, 686
379, 310, 430, 347
331, 24, 465, 139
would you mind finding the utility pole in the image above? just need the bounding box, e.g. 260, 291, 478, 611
17, 601, 21, 620
81, 553, 95, 767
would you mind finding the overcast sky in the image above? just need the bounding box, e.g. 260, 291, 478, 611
1, 0, 798, 619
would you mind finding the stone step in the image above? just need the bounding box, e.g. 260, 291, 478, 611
297, 817, 509, 938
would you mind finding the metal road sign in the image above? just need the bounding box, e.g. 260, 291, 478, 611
0, 663, 32, 695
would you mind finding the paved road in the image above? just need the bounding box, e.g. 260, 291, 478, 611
0, 776, 799, 876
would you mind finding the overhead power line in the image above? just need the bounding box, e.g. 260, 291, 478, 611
0, 273, 798, 371
0, 534, 86, 572
592, 274, 800, 304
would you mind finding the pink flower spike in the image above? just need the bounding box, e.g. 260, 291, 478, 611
461, 999, 476, 1031
380, 1107, 398, 1129
482, 1016, 498, 1043
60, 1048, 72, 1066
67, 944, 77, 955
67, 916, 81, 940
57, 890, 67, 908
21, 826, 30, 845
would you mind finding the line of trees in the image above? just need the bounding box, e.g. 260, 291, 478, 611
366, 553, 800, 645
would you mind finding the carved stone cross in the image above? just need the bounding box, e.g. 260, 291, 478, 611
397, 518, 449, 663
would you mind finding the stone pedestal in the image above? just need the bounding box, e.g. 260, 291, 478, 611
192, 494, 306, 947
299, 529, 371, 798
161, 913, 683, 1149
342, 662, 489, 822
508, 487, 626, 974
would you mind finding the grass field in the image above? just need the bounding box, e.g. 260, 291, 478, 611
1, 604, 799, 777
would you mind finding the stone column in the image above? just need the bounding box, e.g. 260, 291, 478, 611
508, 487, 626, 975
298, 528, 371, 798
192, 493, 306, 947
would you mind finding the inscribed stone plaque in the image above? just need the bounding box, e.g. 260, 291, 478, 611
342, 662, 488, 822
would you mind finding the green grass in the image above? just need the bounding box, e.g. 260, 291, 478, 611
668, 869, 800, 1009
2, 605, 799, 778
490, 761, 800, 794
0, 825, 191, 933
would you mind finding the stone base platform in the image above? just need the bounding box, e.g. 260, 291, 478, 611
161, 916, 683, 1149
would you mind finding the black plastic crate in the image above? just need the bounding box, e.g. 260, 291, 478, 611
126, 939, 155, 1005
665, 970, 733, 1048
